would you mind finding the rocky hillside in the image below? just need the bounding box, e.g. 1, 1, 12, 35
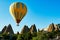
1, 26, 7, 33
1, 23, 60, 34
0, 23, 60, 40
21, 25, 29, 34
1, 24, 14, 34
0, 24, 37, 34
47, 23, 59, 32
21, 24, 37, 34
30, 24, 37, 34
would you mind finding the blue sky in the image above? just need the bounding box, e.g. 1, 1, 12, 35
0, 0, 60, 33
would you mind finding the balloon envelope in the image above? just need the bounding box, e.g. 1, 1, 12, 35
9, 2, 27, 26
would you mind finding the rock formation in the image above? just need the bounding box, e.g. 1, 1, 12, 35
21, 25, 29, 34
47, 23, 59, 32
21, 24, 37, 34
1, 26, 7, 33
4, 24, 14, 34
1, 24, 37, 34
30, 24, 37, 34
57, 24, 60, 30
1, 24, 14, 34
48, 23, 55, 32
54, 24, 59, 31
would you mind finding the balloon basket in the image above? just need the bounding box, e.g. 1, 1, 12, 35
17, 23, 19, 26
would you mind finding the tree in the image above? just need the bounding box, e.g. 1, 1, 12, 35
12, 34, 18, 40
17, 34, 23, 40
17, 32, 32, 40
37, 31, 49, 40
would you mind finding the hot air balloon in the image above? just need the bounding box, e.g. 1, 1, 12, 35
9, 2, 27, 26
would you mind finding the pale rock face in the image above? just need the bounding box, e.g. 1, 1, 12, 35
44, 28, 48, 31
57, 24, 60, 30
47, 23, 59, 32
48, 23, 55, 32
54, 24, 59, 31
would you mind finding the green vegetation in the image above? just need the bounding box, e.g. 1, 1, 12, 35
17, 32, 32, 40
0, 30, 60, 40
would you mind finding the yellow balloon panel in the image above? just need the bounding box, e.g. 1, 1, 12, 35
9, 2, 27, 24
